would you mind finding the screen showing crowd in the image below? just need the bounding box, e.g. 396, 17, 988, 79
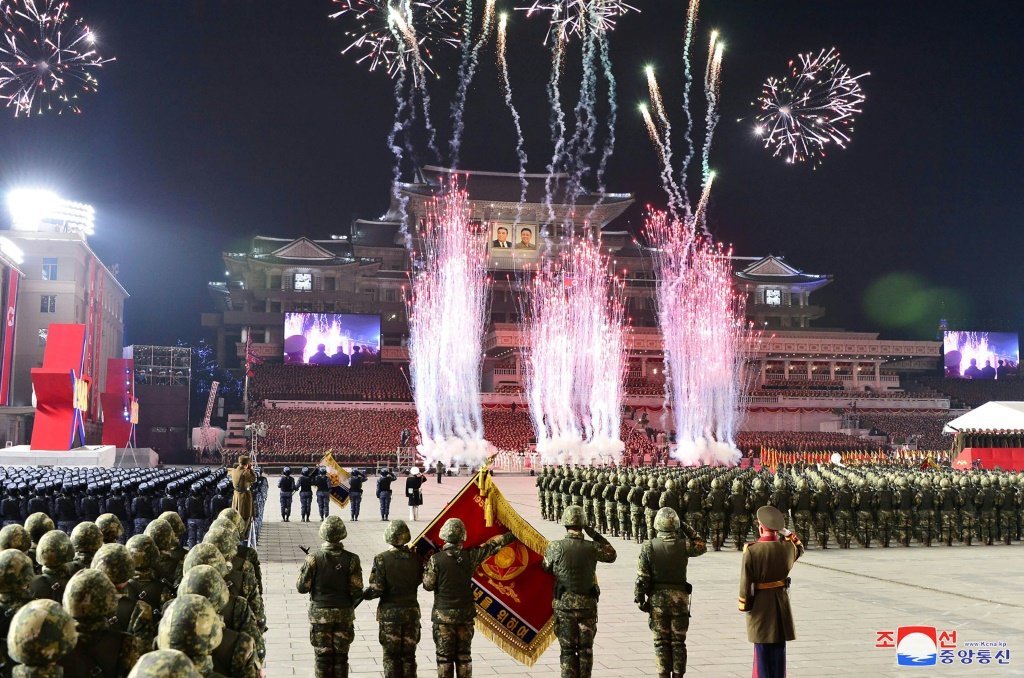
283, 313, 382, 366
943, 330, 1019, 379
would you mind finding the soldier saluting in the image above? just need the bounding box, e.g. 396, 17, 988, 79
738, 506, 804, 678
635, 507, 706, 678
542, 505, 617, 678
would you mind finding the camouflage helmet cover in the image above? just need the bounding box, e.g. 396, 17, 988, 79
384, 520, 411, 546
8, 599, 77, 666
63, 569, 117, 619
177, 564, 229, 613
561, 505, 587, 528
439, 518, 466, 544
90, 543, 135, 586
95, 514, 125, 543
36, 530, 73, 569
319, 516, 347, 543
0, 548, 34, 593
127, 649, 202, 678
24, 513, 55, 544
126, 535, 160, 572
145, 519, 177, 552
0, 524, 32, 552
158, 511, 186, 537
218, 508, 244, 530
182, 543, 231, 578
70, 522, 104, 557
654, 507, 681, 533
157, 594, 224, 658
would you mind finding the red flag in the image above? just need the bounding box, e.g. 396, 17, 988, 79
412, 470, 555, 665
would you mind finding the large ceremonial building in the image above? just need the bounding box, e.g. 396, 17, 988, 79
203, 167, 944, 432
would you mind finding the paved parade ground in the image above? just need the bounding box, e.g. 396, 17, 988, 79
257, 473, 1024, 677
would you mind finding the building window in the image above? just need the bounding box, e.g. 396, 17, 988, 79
765, 289, 782, 306
42, 258, 58, 281
384, 288, 398, 303
269, 274, 282, 289
324, 277, 337, 292
40, 295, 56, 314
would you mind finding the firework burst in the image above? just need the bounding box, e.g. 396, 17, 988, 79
329, 0, 460, 78
0, 0, 114, 117
518, 0, 637, 41
754, 47, 868, 166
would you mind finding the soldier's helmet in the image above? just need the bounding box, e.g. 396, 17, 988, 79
319, 516, 347, 543
145, 519, 178, 553
384, 520, 411, 547
816, 481, 826, 491
665, 478, 675, 491
203, 528, 238, 561
0, 548, 34, 593
126, 534, 160, 572
981, 477, 991, 487
7, 599, 78, 668
182, 543, 231, 579
63, 569, 117, 620
897, 477, 908, 487
1000, 476, 1010, 487
752, 479, 763, 490
774, 477, 785, 489
177, 564, 229, 614
96, 514, 125, 543
732, 480, 743, 492
874, 478, 885, 490
36, 530, 73, 569
711, 478, 721, 490
647, 477, 657, 489
70, 522, 104, 558
25, 513, 55, 544
159, 511, 186, 538
617, 473, 627, 484
301, 467, 310, 477
157, 594, 224, 659
209, 517, 240, 539
90, 543, 135, 586
127, 649, 202, 678
687, 479, 697, 490
561, 505, 587, 528
940, 478, 951, 488
920, 478, 930, 488
798, 479, 808, 490
0, 524, 32, 552
282, 467, 292, 476
218, 508, 244, 531
439, 518, 467, 545
654, 507, 681, 533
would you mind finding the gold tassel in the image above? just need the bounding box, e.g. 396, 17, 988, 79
475, 611, 556, 666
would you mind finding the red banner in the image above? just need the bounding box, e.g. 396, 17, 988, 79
30, 324, 87, 451
412, 470, 555, 665
0, 268, 17, 406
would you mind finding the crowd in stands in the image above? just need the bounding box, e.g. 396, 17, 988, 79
857, 413, 954, 451
494, 384, 525, 394
735, 431, 876, 454
761, 378, 844, 391
482, 408, 533, 452
250, 407, 418, 462
249, 364, 412, 402
750, 388, 922, 399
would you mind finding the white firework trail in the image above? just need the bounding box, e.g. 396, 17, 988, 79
449, 0, 497, 167
496, 13, 529, 225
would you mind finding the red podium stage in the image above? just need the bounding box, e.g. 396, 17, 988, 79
952, 447, 1024, 471
30, 324, 89, 451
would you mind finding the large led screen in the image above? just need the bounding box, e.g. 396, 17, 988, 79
283, 313, 381, 366
943, 331, 1019, 379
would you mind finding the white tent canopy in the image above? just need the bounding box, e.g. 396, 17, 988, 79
943, 402, 1024, 434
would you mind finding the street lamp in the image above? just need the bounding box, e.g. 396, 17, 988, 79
280, 425, 292, 454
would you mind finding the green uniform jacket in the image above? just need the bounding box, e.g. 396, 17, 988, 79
738, 533, 804, 644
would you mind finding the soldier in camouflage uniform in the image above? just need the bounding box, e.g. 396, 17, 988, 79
24, 513, 54, 574
97, 513, 125, 545
629, 476, 647, 543
363, 520, 423, 678
296, 515, 363, 678
125, 534, 176, 613
7, 599, 78, 677
977, 477, 997, 545
126, 649, 202, 678
591, 472, 607, 533
542, 505, 617, 678
682, 480, 707, 542
748, 479, 770, 531
69, 521, 103, 574
29, 529, 75, 602
635, 507, 706, 678
179, 565, 260, 678
60, 569, 139, 677
158, 511, 189, 559
536, 469, 549, 521
0, 548, 34, 675
853, 479, 876, 548
423, 518, 514, 678
915, 478, 936, 547
660, 479, 682, 521
217, 508, 264, 594
704, 479, 728, 552
157, 594, 227, 677
875, 478, 896, 548
831, 479, 854, 549
936, 478, 959, 546
203, 527, 266, 631
146, 519, 184, 589
998, 476, 1018, 545
555, 468, 569, 523
603, 473, 620, 537
728, 480, 752, 550
791, 479, 813, 549
769, 477, 792, 529
811, 481, 831, 549
643, 478, 663, 541
957, 477, 978, 546
91, 543, 158, 656
615, 473, 632, 541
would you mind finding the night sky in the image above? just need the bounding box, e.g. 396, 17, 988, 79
1, 1, 1021, 346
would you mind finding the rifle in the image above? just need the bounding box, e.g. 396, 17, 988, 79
299, 546, 310, 555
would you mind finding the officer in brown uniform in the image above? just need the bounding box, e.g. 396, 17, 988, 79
737, 506, 804, 678
228, 456, 256, 541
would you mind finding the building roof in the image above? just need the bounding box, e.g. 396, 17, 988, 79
403, 165, 634, 208
733, 255, 832, 286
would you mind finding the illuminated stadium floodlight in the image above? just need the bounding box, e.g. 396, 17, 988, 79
5, 189, 95, 235
0, 236, 24, 264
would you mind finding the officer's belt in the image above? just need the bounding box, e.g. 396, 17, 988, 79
754, 578, 790, 590
653, 582, 693, 593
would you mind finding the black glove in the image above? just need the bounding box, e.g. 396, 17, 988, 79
637, 597, 651, 613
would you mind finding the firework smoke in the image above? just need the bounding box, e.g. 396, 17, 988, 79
449, 0, 496, 167
496, 13, 529, 224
